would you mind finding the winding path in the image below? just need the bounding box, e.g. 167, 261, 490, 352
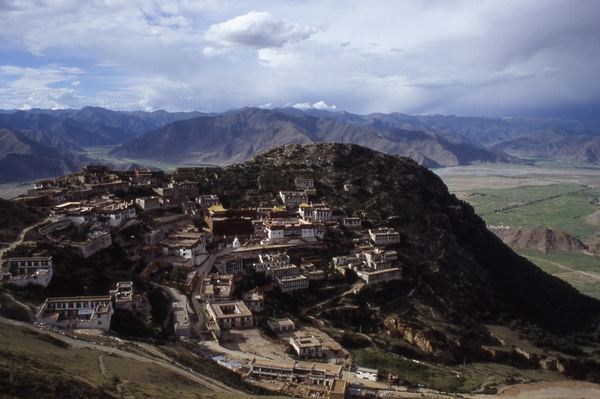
0, 215, 50, 259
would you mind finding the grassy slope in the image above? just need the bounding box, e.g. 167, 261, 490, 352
0, 322, 275, 399
352, 347, 564, 393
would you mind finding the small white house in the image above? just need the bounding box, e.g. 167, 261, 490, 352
356, 367, 378, 381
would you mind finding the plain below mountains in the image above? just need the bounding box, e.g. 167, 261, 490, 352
110, 107, 511, 167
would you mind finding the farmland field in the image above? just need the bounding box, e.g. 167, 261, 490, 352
462, 184, 600, 242
437, 164, 600, 300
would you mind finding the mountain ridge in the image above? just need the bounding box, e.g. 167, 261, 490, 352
111, 107, 511, 167
0, 128, 88, 183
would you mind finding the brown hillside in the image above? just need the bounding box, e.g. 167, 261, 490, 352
492, 227, 588, 254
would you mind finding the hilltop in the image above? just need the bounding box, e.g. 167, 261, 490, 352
191, 143, 600, 364
233, 144, 600, 321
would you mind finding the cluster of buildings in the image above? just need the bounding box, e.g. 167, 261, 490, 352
11, 167, 410, 396
160, 229, 207, 267
26, 165, 132, 205
44, 194, 139, 258
253, 252, 317, 293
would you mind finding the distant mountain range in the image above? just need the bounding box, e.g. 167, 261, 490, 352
110, 107, 513, 167
1, 105, 599, 183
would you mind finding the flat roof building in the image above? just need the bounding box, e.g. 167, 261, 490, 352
276, 275, 309, 293
207, 300, 254, 330
37, 295, 113, 332
368, 228, 400, 246
356, 267, 401, 285
290, 335, 323, 358
266, 318, 296, 333
249, 358, 342, 388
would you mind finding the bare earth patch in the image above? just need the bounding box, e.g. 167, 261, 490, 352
495, 380, 600, 399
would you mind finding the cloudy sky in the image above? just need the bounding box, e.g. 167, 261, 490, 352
0, 0, 599, 118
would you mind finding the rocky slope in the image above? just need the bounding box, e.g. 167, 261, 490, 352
492, 228, 588, 254
111, 108, 509, 167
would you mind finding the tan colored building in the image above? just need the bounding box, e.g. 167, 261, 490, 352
135, 196, 161, 210
242, 291, 264, 313
357, 267, 401, 285
207, 300, 254, 330
368, 228, 400, 245
276, 275, 309, 293
266, 318, 295, 333
203, 274, 235, 302
37, 295, 113, 332
249, 358, 342, 388
290, 335, 323, 358
69, 231, 112, 258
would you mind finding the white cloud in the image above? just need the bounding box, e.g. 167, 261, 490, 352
291, 101, 336, 111
203, 11, 318, 54
0, 65, 84, 109
312, 100, 336, 111
291, 102, 312, 110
